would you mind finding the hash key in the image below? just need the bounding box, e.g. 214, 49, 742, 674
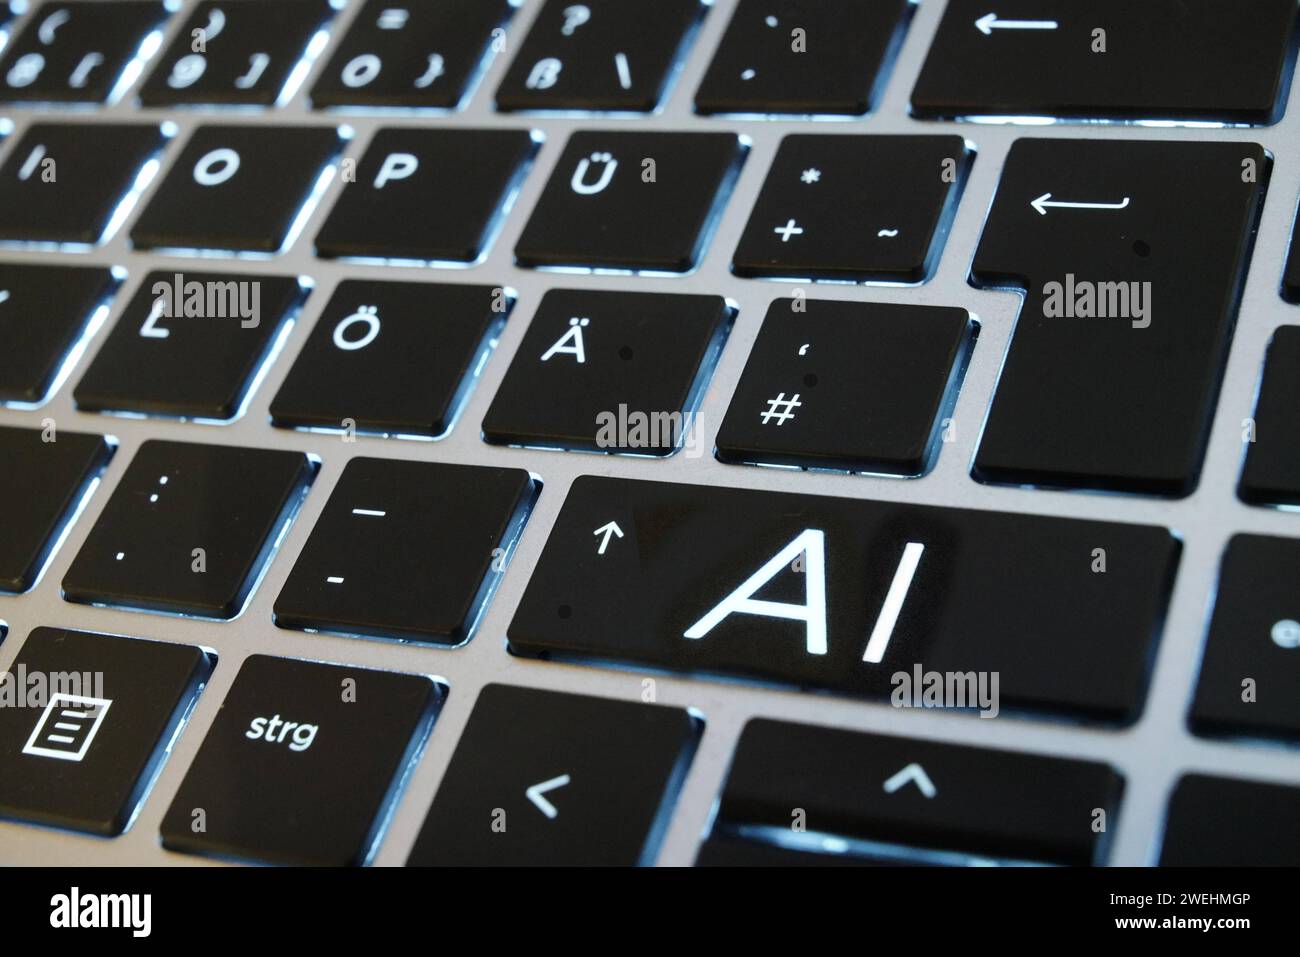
1238, 327, 1300, 506
139, 0, 336, 107
732, 135, 968, 282
0, 123, 166, 246
73, 271, 306, 421
270, 280, 511, 438
131, 124, 342, 254
274, 458, 536, 645
0, 627, 211, 836
515, 130, 745, 272
495, 0, 705, 113
971, 139, 1267, 496
62, 440, 314, 619
407, 685, 698, 866
161, 655, 440, 866
314, 127, 537, 264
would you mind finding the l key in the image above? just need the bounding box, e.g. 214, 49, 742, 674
971, 139, 1266, 496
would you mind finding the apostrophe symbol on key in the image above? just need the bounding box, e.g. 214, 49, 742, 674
561, 5, 591, 36
798, 343, 810, 356
414, 53, 445, 88
541, 317, 589, 364
571, 153, 617, 195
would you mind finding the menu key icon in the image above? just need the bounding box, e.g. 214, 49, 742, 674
23, 693, 113, 761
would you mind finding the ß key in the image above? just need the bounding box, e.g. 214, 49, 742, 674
708, 719, 1123, 865
1237, 327, 1300, 506
515, 130, 746, 272
0, 1, 168, 104
971, 138, 1266, 496
509, 477, 1178, 724
314, 127, 537, 264
62, 440, 314, 619
496, 0, 705, 113
74, 271, 306, 421
0, 425, 113, 593
0, 627, 211, 836
130, 124, 342, 254
271, 280, 511, 438
139, 0, 335, 107
274, 458, 536, 645
695, 0, 911, 116
407, 685, 698, 866
311, 0, 515, 110
482, 289, 731, 455
911, 0, 1298, 125
0, 123, 166, 246
1160, 775, 1300, 866
161, 655, 440, 866
714, 299, 973, 475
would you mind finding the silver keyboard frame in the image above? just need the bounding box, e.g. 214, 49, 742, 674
2, 0, 1300, 867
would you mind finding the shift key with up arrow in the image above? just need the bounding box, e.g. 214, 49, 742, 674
971, 138, 1267, 496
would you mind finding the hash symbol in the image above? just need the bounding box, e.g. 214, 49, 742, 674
760, 392, 802, 426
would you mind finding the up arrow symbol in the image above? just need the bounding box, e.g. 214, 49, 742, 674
882, 762, 938, 799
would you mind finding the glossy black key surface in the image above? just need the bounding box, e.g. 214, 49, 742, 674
971, 139, 1266, 496
0, 1, 166, 103
275, 458, 535, 645
715, 299, 972, 475
0, 627, 210, 836
509, 477, 1177, 723
74, 271, 304, 420
1238, 327, 1300, 505
407, 685, 697, 866
733, 135, 967, 282
161, 655, 439, 866
911, 0, 1298, 124
62, 440, 313, 618
1284, 214, 1300, 302
314, 127, 536, 263
0, 123, 164, 245
139, 0, 335, 106
0, 263, 117, 404
712, 720, 1122, 865
0, 425, 112, 593
1190, 535, 1300, 743
271, 280, 508, 438
131, 125, 341, 253
695, 0, 910, 116
1160, 774, 1300, 866
311, 0, 514, 109
496, 0, 703, 112
515, 130, 745, 272
482, 289, 730, 454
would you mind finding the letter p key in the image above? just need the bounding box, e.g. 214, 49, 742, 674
374, 152, 418, 189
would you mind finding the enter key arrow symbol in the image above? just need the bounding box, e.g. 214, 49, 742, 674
975, 12, 1059, 35
882, 762, 937, 799
526, 773, 571, 819
593, 520, 624, 555
1031, 192, 1131, 216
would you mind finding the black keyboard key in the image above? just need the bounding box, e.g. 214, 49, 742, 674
0, 122, 165, 246
0, 627, 210, 836
911, 0, 1298, 124
161, 655, 438, 866
1284, 213, 1300, 302
315, 127, 536, 264
733, 135, 967, 282
407, 684, 697, 866
971, 139, 1266, 496
275, 458, 535, 645
271, 280, 509, 438
712, 719, 1122, 865
515, 130, 745, 272
509, 477, 1177, 723
715, 299, 972, 475
74, 271, 304, 421
1160, 774, 1300, 866
139, 0, 334, 106
496, 0, 703, 112
1238, 327, 1300, 505
0, 263, 117, 405
0, 1, 167, 103
0, 425, 112, 593
1190, 534, 1300, 743
131, 124, 341, 254
482, 289, 730, 454
695, 0, 910, 116
311, 0, 514, 109
62, 440, 313, 618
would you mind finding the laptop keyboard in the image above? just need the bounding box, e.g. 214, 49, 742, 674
1, 0, 1299, 868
